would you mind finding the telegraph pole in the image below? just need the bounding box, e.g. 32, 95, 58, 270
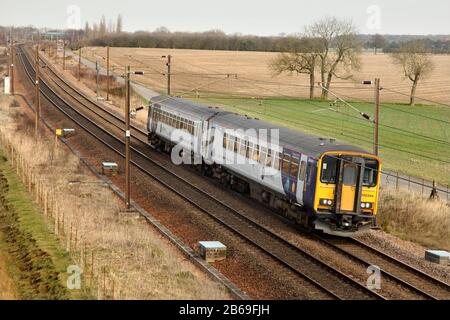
125, 65, 131, 210
166, 54, 171, 96
35, 45, 41, 137
10, 29, 14, 95
95, 61, 100, 99
373, 78, 381, 156
78, 47, 81, 81
106, 46, 110, 101
10, 44, 14, 95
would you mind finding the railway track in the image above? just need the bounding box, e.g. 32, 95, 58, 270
17, 44, 385, 300
313, 235, 450, 300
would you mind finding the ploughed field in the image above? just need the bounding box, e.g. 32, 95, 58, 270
83, 47, 450, 104
81, 47, 450, 185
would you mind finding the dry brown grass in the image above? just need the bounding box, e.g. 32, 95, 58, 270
0, 95, 229, 300
81, 47, 450, 104
378, 187, 450, 251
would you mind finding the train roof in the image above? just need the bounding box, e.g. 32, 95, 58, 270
151, 95, 222, 121
151, 95, 370, 159
211, 112, 368, 159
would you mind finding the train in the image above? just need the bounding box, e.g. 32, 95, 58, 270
147, 95, 382, 237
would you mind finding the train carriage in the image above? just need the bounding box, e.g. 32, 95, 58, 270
147, 96, 381, 237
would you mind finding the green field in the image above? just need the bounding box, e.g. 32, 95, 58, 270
190, 96, 450, 186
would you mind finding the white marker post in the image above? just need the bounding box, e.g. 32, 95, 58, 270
4, 76, 10, 95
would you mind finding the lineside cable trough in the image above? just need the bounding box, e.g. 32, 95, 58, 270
425, 250, 450, 266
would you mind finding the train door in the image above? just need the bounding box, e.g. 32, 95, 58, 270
151, 104, 161, 133
336, 157, 364, 213
296, 155, 308, 205
340, 162, 358, 211
281, 151, 300, 201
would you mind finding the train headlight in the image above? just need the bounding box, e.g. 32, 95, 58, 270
320, 199, 333, 206
360, 203, 373, 209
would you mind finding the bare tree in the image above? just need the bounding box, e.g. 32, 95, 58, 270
306, 17, 362, 100
84, 22, 91, 39
269, 37, 323, 99
372, 34, 386, 54
99, 15, 107, 38
391, 40, 435, 106
116, 14, 123, 34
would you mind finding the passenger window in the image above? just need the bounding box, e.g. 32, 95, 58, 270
273, 153, 280, 170
247, 142, 254, 159
252, 145, 260, 162
265, 149, 273, 167
240, 140, 247, 157
259, 146, 267, 165
290, 157, 299, 178
223, 134, 227, 149
235, 138, 240, 153
227, 136, 235, 151
282, 154, 291, 174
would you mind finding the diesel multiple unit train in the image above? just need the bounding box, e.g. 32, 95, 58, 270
147, 96, 381, 236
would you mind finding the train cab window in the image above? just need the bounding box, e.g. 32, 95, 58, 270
342, 164, 357, 186
290, 157, 300, 178
363, 159, 379, 187
321, 155, 338, 184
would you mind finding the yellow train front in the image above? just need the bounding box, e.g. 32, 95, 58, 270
311, 152, 381, 237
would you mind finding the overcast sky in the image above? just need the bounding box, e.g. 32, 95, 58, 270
1, 0, 449, 35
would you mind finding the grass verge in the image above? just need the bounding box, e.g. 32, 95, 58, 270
377, 188, 450, 251
0, 149, 90, 299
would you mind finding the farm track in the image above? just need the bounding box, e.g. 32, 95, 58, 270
17, 44, 449, 300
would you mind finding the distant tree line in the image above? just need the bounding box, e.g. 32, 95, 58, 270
78, 18, 450, 55
81, 27, 303, 52
361, 34, 450, 54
